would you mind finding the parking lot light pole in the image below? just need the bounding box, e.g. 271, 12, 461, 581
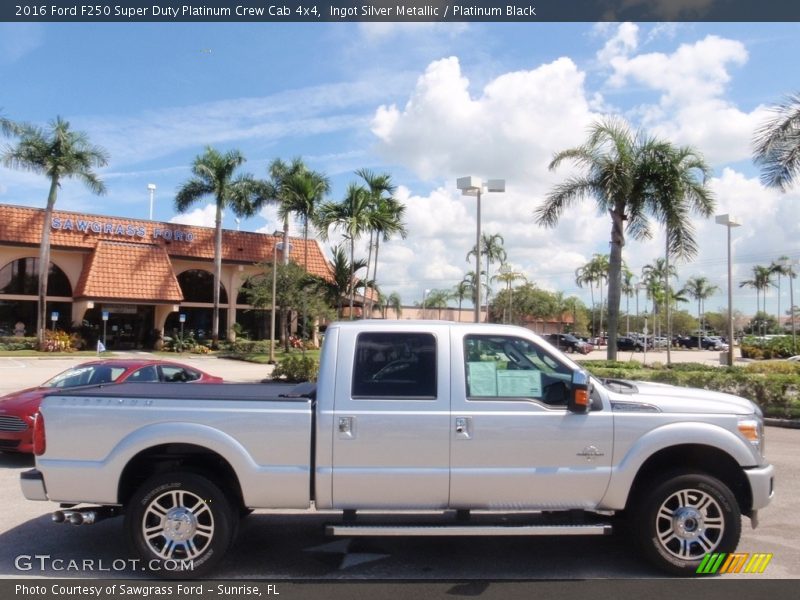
715, 214, 741, 367
781, 257, 798, 355
457, 177, 505, 323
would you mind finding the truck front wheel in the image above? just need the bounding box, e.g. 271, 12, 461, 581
125, 471, 234, 577
632, 472, 741, 575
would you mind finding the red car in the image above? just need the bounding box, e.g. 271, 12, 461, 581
0, 359, 223, 454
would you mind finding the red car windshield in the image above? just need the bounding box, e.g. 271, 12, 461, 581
42, 365, 128, 388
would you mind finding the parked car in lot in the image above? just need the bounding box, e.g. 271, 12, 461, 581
679, 335, 730, 351
615, 335, 647, 352
0, 359, 222, 453
543, 333, 594, 354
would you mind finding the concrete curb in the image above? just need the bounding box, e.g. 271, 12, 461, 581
765, 418, 800, 429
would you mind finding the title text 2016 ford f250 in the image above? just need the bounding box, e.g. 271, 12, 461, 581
20, 321, 774, 576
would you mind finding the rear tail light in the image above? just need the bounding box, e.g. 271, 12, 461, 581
33, 411, 46, 456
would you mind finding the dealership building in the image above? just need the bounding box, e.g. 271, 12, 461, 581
0, 204, 332, 348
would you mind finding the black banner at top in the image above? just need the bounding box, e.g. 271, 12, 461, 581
3, 0, 800, 23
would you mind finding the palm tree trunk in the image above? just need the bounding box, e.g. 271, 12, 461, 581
364, 232, 374, 319
665, 237, 671, 365
349, 237, 355, 320
212, 202, 223, 347
606, 207, 624, 361
37, 177, 59, 347
370, 237, 382, 318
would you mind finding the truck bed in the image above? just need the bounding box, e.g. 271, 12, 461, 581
46, 381, 313, 402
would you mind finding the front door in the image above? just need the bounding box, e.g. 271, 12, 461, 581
449, 332, 613, 509
331, 326, 451, 509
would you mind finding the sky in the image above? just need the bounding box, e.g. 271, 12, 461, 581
2, 20, 800, 319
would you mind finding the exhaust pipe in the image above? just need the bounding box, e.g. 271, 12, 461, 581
52, 507, 117, 525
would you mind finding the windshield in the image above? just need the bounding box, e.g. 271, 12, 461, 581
42, 364, 127, 388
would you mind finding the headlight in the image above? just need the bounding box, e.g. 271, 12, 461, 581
738, 416, 764, 456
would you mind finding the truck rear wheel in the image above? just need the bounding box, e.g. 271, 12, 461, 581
125, 471, 234, 577
632, 472, 741, 575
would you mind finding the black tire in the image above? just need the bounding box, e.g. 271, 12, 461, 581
125, 471, 235, 578
631, 472, 741, 576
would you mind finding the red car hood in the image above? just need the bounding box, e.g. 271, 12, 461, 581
0, 387, 49, 417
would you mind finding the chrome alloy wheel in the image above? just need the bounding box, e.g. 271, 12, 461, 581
142, 489, 214, 560
655, 488, 725, 560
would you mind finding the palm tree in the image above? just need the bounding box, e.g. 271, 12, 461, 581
641, 258, 678, 340
385, 291, 402, 320
575, 254, 608, 336
279, 169, 330, 271
452, 278, 472, 323
683, 276, 720, 347
588, 254, 609, 337
424, 289, 451, 320
753, 92, 800, 191
575, 263, 598, 336
0, 110, 25, 137
621, 267, 636, 334
317, 183, 391, 319
536, 117, 714, 359
175, 147, 265, 346
324, 245, 369, 319
264, 157, 307, 263
770, 256, 792, 328
493, 264, 526, 324
2, 116, 108, 345
740, 265, 775, 335
467, 232, 507, 319
356, 169, 407, 318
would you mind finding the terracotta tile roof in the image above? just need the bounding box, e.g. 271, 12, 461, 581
0, 204, 333, 281
75, 241, 183, 302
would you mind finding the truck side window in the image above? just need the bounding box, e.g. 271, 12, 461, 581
352, 332, 437, 399
464, 335, 573, 406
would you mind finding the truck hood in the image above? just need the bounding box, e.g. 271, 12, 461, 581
602, 379, 760, 416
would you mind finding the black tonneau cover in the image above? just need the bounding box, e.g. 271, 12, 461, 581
45, 381, 315, 402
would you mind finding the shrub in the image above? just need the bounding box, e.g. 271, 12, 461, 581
223, 339, 274, 355
580, 360, 800, 419
41, 330, 73, 352
0, 336, 38, 351
271, 354, 318, 382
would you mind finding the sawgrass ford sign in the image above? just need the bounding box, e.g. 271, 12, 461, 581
50, 216, 195, 242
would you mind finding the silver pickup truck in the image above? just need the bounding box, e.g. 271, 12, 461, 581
21, 321, 774, 576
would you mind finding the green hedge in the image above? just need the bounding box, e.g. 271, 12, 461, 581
271, 354, 319, 383
580, 360, 800, 419
222, 340, 275, 355
0, 336, 38, 351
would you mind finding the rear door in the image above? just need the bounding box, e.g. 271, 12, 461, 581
331, 325, 451, 508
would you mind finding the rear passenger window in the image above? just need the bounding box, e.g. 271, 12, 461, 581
352, 332, 437, 399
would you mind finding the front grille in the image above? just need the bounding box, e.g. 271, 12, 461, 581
0, 416, 28, 432
0, 439, 21, 448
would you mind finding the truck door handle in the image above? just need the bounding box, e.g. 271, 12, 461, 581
338, 416, 356, 439
455, 417, 471, 439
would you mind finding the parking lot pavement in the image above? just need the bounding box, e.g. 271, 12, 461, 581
578, 347, 741, 366
0, 354, 272, 396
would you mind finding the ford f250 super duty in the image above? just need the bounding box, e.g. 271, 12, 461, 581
20, 321, 774, 576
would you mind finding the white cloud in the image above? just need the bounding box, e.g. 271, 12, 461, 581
372, 55, 596, 184
169, 204, 218, 228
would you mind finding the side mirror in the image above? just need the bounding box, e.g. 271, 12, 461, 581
568, 370, 592, 414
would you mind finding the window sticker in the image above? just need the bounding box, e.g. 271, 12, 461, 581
497, 370, 542, 397
467, 361, 498, 396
